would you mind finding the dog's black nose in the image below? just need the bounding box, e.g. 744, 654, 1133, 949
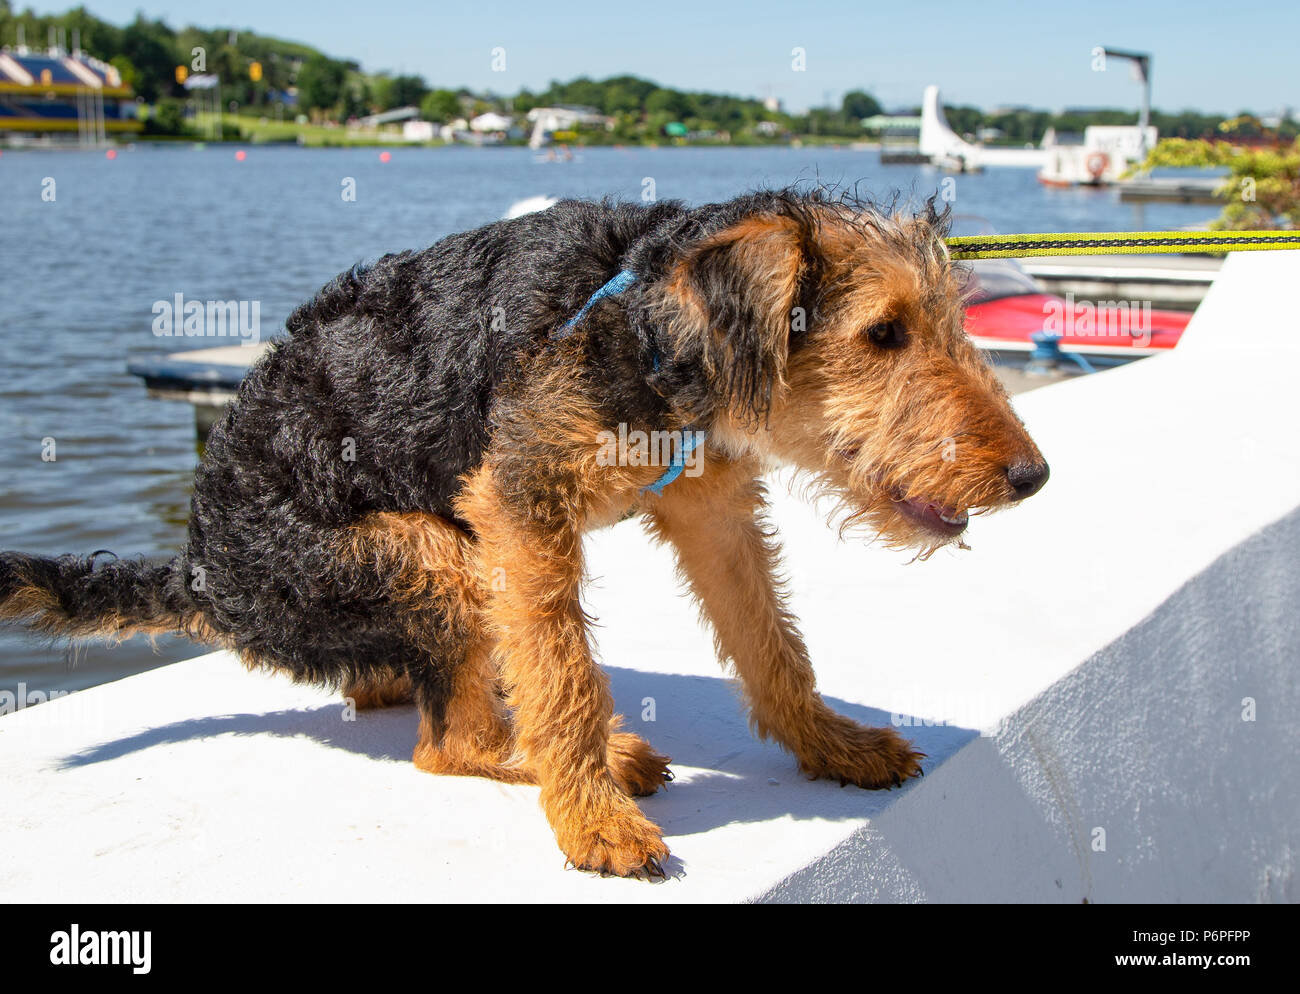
1007, 460, 1049, 500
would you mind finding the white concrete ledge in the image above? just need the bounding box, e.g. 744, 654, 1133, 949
2, 254, 1298, 902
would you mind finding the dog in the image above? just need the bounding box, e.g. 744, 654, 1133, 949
0, 189, 1048, 878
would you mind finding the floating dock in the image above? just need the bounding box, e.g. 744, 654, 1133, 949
128, 345, 262, 437
1117, 176, 1223, 204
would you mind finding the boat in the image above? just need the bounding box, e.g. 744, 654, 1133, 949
1035, 129, 1155, 188
963, 258, 1191, 367
932, 153, 983, 174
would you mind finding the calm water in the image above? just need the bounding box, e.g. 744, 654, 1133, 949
0, 144, 1217, 698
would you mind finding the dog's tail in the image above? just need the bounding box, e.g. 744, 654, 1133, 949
0, 551, 205, 643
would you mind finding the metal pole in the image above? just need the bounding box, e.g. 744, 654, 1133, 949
1138, 55, 1151, 157
1103, 48, 1152, 158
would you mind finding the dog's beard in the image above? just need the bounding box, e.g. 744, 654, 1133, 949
781, 470, 964, 561
836, 484, 969, 560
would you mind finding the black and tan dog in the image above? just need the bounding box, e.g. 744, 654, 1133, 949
0, 189, 1048, 877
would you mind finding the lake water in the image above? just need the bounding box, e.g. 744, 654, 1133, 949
0, 143, 1217, 699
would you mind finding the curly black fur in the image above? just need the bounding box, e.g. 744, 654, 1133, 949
0, 188, 946, 730
0, 551, 192, 640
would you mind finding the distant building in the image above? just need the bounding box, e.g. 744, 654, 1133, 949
763, 95, 782, 113
438, 118, 468, 142
358, 106, 420, 128
402, 120, 436, 142
0, 44, 140, 144
525, 105, 613, 147
525, 105, 610, 130
470, 111, 513, 132
1261, 107, 1295, 129
861, 114, 922, 131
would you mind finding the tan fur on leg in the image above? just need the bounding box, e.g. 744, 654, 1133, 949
344, 510, 526, 782
412, 640, 535, 785
343, 672, 414, 710
457, 459, 669, 878
646, 454, 924, 788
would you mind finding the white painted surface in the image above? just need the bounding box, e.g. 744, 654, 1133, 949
2, 253, 1297, 902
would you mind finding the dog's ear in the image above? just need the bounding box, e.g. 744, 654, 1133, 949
662, 213, 808, 426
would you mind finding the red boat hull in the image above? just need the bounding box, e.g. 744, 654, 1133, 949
965, 293, 1191, 357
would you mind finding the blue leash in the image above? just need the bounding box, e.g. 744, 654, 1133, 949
552, 270, 706, 495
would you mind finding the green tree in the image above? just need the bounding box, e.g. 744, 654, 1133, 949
340, 74, 371, 120
943, 104, 983, 137
297, 54, 345, 112
143, 96, 189, 136
421, 89, 462, 122
841, 89, 882, 121
108, 54, 138, 92
386, 74, 428, 109
120, 15, 178, 102
645, 87, 690, 119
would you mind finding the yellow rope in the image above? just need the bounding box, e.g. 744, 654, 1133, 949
946, 230, 1300, 260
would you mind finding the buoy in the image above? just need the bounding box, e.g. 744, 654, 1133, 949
379, 150, 392, 163
105, 148, 117, 160
235, 149, 247, 162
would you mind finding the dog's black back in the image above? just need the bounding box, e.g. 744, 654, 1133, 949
181, 198, 713, 694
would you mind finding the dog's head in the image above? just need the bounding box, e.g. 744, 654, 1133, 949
652, 190, 1048, 555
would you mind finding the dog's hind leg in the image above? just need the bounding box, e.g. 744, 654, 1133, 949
343, 672, 414, 710
343, 510, 668, 794
343, 511, 529, 783
409, 638, 535, 784
646, 455, 925, 789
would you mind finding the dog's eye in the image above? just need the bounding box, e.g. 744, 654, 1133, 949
864, 320, 907, 349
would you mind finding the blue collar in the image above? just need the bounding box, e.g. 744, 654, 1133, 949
553, 269, 639, 340
553, 269, 706, 495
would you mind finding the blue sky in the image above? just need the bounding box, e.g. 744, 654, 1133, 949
35, 0, 1299, 114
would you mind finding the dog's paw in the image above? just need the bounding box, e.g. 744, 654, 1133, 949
797, 718, 925, 789
559, 806, 670, 880
607, 731, 673, 797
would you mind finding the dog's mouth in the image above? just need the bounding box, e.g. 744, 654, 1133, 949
836, 447, 969, 537
892, 495, 969, 536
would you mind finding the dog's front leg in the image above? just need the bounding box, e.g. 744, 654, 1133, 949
647, 456, 924, 788
458, 466, 669, 878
